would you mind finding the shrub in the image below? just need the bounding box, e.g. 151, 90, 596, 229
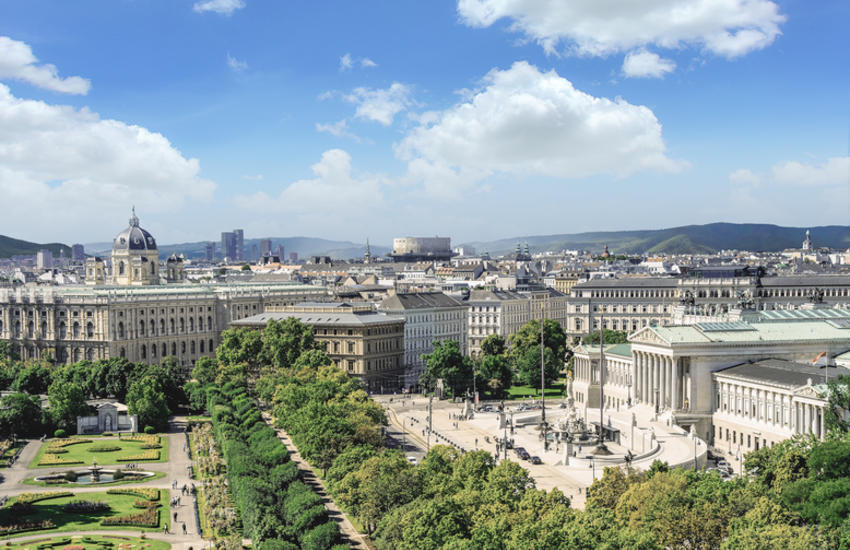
143, 426, 155, 435
112, 470, 124, 480
117, 450, 159, 462
300, 521, 340, 550
140, 443, 161, 449
15, 492, 74, 504
100, 506, 159, 528
7, 502, 36, 516
54, 429, 67, 438
64, 471, 78, 482
63, 500, 111, 513
107, 488, 159, 501
89, 445, 121, 453
39, 454, 84, 467
101, 433, 113, 437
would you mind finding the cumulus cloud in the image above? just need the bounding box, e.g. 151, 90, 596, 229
457, 0, 785, 63
342, 83, 413, 126
226, 53, 248, 72
193, 0, 245, 15
622, 49, 676, 78
0, 84, 215, 235
315, 119, 363, 142
339, 53, 379, 71
395, 61, 684, 197
235, 149, 384, 214
0, 36, 90, 95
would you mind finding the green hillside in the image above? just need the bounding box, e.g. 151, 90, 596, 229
463, 223, 850, 255
0, 235, 71, 259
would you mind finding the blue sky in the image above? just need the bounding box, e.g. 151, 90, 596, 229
0, 0, 847, 246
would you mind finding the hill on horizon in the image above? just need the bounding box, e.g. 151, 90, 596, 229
0, 235, 72, 259
459, 223, 850, 256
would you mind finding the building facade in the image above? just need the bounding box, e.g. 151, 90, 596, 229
377, 292, 468, 388
234, 303, 405, 391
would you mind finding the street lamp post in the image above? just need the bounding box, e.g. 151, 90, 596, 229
540, 302, 546, 428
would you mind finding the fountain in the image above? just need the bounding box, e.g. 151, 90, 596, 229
89, 459, 103, 482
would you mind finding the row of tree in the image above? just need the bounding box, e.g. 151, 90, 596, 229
420, 319, 569, 398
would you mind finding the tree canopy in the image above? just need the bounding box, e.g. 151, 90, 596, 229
420, 340, 474, 397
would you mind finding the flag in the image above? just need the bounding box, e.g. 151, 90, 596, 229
812, 352, 828, 366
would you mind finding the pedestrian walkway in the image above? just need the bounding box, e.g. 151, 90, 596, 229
261, 413, 374, 550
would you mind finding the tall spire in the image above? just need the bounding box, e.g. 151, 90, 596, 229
364, 237, 372, 264
129, 206, 139, 227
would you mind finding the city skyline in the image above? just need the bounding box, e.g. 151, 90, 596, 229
1, 1, 847, 245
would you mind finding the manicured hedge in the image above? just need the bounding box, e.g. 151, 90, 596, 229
207, 384, 341, 549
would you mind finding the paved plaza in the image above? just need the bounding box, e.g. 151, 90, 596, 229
377, 394, 708, 509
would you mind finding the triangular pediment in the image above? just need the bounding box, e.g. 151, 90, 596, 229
628, 327, 670, 346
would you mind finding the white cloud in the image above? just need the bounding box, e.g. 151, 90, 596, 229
0, 36, 90, 95
457, 0, 785, 61
235, 149, 384, 214
731, 157, 850, 187
226, 53, 248, 72
0, 84, 215, 236
193, 0, 245, 15
395, 61, 684, 197
241, 174, 263, 181
622, 49, 676, 78
343, 83, 413, 126
339, 53, 354, 71
772, 157, 850, 186
315, 119, 363, 142
339, 53, 378, 71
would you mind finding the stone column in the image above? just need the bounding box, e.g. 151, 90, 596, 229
820, 407, 825, 440
672, 357, 680, 410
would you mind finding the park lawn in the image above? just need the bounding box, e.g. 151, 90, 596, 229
185, 416, 212, 423
2, 490, 171, 536
29, 437, 170, 469
3, 534, 170, 550
22, 471, 167, 488
505, 382, 566, 400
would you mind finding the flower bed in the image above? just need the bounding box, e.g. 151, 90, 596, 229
101, 506, 159, 528
48, 439, 92, 449
14, 491, 74, 504
0, 520, 55, 536
118, 434, 160, 445
107, 488, 159, 501
89, 445, 122, 453
62, 500, 111, 513
117, 450, 159, 462
39, 454, 84, 467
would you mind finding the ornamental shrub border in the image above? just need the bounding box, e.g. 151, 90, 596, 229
14, 491, 74, 504
116, 450, 159, 462
106, 488, 159, 501
100, 505, 159, 528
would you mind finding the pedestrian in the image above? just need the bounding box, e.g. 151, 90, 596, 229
182, 523, 187, 535
174, 511, 178, 522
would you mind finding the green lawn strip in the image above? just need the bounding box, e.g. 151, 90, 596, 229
194, 487, 211, 539
504, 382, 566, 401
22, 471, 167, 488
2, 534, 170, 550
185, 416, 212, 423
29, 437, 169, 469
1, 490, 170, 536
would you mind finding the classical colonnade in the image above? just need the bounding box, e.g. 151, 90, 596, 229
633, 351, 691, 410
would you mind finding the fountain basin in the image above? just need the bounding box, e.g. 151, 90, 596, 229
34, 469, 155, 485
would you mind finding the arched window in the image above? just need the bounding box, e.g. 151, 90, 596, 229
141, 345, 147, 359
162, 343, 167, 357
119, 347, 126, 358
180, 318, 185, 333
200, 340, 205, 353
150, 319, 155, 335
160, 319, 166, 334
209, 339, 214, 352
170, 319, 175, 334
139, 320, 145, 336
41, 321, 47, 336
198, 317, 204, 331
27, 321, 34, 338
207, 316, 213, 330
86, 322, 94, 338
119, 261, 125, 275
117, 322, 124, 339
73, 347, 81, 362
14, 321, 20, 337
86, 348, 94, 361
151, 344, 157, 358
171, 342, 177, 356
181, 341, 186, 354
150, 263, 155, 275
190, 341, 195, 354
189, 318, 194, 332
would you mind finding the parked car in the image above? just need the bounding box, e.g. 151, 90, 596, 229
530, 456, 542, 465
406, 456, 419, 465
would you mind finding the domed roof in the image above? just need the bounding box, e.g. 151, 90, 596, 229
113, 208, 157, 252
